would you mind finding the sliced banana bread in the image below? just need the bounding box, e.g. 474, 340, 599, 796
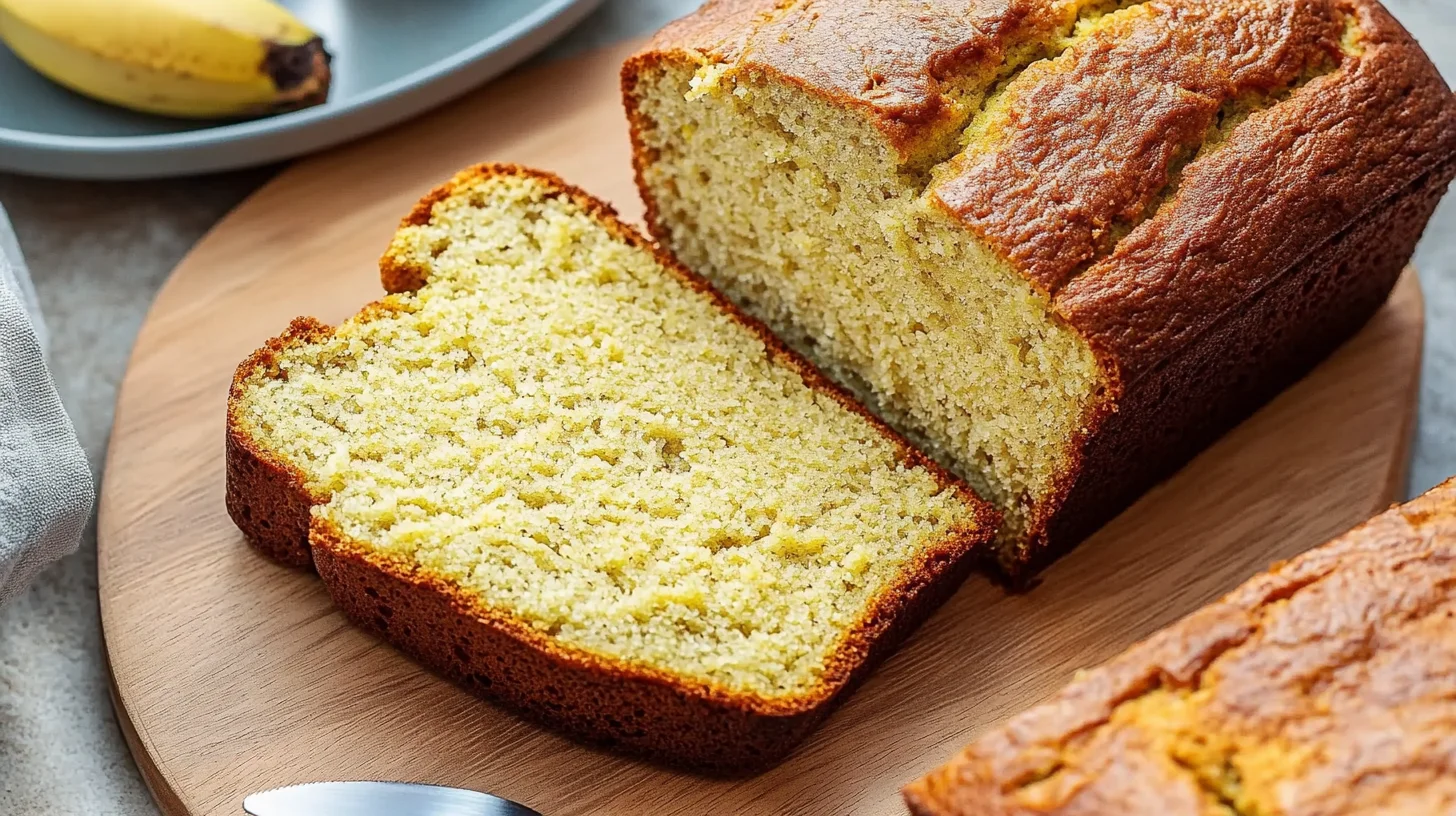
905, 477, 1456, 815
226, 165, 996, 772
623, 0, 1456, 575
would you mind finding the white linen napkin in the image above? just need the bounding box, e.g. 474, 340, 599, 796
0, 204, 91, 606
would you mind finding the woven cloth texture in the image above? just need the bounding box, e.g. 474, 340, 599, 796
0, 204, 90, 606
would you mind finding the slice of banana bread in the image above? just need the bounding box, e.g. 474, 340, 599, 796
225, 164, 995, 772
623, 0, 1456, 576
905, 477, 1456, 815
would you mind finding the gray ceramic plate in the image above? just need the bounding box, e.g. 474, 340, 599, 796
0, 0, 604, 180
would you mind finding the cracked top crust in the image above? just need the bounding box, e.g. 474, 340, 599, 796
642, 0, 1074, 146
630, 0, 1456, 386
904, 478, 1456, 815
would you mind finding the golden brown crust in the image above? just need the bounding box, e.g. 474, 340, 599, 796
631, 0, 1075, 156
623, 0, 1456, 575
1056, 0, 1456, 383
225, 163, 998, 770
1010, 0, 1456, 572
1025, 155, 1453, 576
905, 478, 1456, 815
934, 0, 1347, 296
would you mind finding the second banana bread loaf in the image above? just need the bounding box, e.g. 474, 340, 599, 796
905, 477, 1456, 815
623, 0, 1456, 575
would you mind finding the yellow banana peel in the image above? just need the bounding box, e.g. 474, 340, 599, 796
0, 0, 331, 119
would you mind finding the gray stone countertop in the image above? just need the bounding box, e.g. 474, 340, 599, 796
0, 1, 1452, 812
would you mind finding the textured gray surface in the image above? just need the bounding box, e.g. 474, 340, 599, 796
0, 0, 1451, 812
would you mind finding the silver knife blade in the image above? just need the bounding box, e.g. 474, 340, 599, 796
242, 781, 543, 816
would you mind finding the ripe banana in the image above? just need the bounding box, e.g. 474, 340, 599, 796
0, 0, 331, 119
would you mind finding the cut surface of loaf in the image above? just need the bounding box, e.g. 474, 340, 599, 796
623, 0, 1456, 574
905, 477, 1456, 815
226, 165, 995, 771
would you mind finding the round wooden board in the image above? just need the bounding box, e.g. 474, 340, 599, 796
99, 40, 1425, 816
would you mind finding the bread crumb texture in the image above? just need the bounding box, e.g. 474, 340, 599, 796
630, 0, 1355, 561
633, 5, 1114, 553
233, 171, 981, 698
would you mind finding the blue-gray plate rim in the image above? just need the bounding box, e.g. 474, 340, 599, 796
0, 0, 605, 179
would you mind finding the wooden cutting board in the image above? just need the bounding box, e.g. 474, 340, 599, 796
98, 39, 1425, 816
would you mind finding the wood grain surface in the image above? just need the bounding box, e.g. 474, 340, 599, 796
97, 40, 1425, 816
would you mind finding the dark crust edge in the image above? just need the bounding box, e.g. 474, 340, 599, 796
225, 162, 998, 771
1012, 154, 1455, 582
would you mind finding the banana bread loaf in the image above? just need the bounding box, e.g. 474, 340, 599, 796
623, 0, 1456, 575
226, 165, 996, 772
904, 477, 1456, 814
